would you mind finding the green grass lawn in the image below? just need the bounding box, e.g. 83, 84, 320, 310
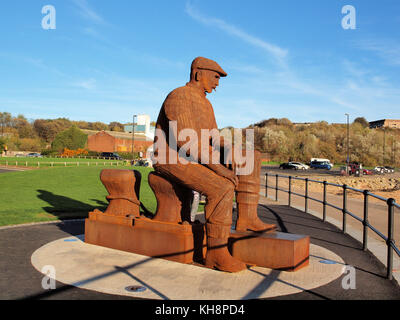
0, 166, 157, 226
261, 161, 281, 166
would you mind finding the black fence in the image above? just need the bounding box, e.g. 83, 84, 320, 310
265, 172, 400, 280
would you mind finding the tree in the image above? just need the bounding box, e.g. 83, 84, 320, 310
51, 126, 88, 152
109, 122, 124, 132
33, 119, 72, 142
353, 117, 369, 128
12, 115, 36, 139
0, 137, 6, 152
89, 122, 108, 131
0, 112, 12, 136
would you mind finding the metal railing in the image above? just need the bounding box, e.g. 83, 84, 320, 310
265, 172, 399, 280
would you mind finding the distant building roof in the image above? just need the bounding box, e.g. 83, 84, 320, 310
82, 129, 153, 142
124, 125, 147, 133
369, 119, 400, 129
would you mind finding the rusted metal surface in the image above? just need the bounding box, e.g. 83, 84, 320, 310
229, 231, 310, 271
84, 57, 309, 273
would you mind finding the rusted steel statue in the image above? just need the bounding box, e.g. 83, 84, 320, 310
150, 57, 276, 272
85, 57, 310, 274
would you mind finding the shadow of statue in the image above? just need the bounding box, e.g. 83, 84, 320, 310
37, 189, 108, 216
36, 189, 108, 236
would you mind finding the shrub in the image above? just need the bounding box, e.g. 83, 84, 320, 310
61, 148, 88, 157
51, 126, 88, 152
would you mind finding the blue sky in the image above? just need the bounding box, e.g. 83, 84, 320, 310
0, 0, 399, 128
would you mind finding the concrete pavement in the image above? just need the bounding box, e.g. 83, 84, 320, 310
1, 200, 400, 300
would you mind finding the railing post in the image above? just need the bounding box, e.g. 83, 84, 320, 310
305, 178, 309, 213
363, 190, 369, 251
275, 174, 279, 201
265, 173, 268, 198
342, 184, 348, 233
288, 176, 292, 207
323, 181, 327, 222
387, 198, 395, 280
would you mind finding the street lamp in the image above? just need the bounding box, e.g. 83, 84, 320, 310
383, 128, 386, 166
345, 113, 350, 175
132, 115, 137, 160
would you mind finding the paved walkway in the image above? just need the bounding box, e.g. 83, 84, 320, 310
265, 175, 400, 245
1, 199, 400, 300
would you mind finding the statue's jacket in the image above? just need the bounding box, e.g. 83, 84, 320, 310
153, 82, 220, 168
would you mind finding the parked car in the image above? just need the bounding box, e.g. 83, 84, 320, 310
310, 158, 333, 167
290, 162, 310, 170
134, 159, 150, 167
100, 152, 123, 160
374, 166, 384, 174
362, 169, 373, 175
347, 163, 372, 176
374, 166, 389, 174
385, 166, 395, 174
27, 153, 43, 158
279, 162, 298, 170
310, 161, 332, 170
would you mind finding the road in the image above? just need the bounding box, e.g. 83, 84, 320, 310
0, 167, 26, 174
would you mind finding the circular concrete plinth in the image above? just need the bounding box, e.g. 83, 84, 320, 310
31, 235, 345, 300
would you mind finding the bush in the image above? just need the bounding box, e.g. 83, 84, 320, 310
51, 126, 88, 152
87, 151, 101, 157
118, 152, 143, 160
41, 149, 58, 157
61, 148, 88, 157
0, 138, 6, 153
17, 138, 44, 152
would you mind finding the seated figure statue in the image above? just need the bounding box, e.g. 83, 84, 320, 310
150, 57, 276, 273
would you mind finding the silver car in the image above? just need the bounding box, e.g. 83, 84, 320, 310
290, 162, 310, 170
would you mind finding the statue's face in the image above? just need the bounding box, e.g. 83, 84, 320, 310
199, 70, 221, 94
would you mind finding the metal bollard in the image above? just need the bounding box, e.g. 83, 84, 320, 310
323, 181, 327, 222
363, 190, 369, 251
387, 198, 395, 280
342, 184, 348, 233
305, 178, 309, 213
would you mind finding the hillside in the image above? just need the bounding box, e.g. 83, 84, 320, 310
248, 118, 399, 167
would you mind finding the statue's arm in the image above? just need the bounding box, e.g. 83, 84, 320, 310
164, 90, 237, 186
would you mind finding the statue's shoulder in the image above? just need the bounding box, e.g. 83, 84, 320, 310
162, 85, 196, 118
166, 85, 192, 100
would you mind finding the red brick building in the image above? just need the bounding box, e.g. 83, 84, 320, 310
85, 130, 153, 153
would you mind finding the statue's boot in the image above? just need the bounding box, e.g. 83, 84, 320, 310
204, 223, 247, 273
235, 167, 276, 232
100, 169, 141, 217
236, 203, 277, 232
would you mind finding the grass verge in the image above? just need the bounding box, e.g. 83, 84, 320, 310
0, 166, 156, 226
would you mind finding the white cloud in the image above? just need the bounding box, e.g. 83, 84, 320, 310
357, 39, 400, 66
72, 0, 105, 25
185, 1, 288, 66
72, 78, 97, 90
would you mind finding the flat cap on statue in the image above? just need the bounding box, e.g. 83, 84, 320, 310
191, 57, 228, 77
